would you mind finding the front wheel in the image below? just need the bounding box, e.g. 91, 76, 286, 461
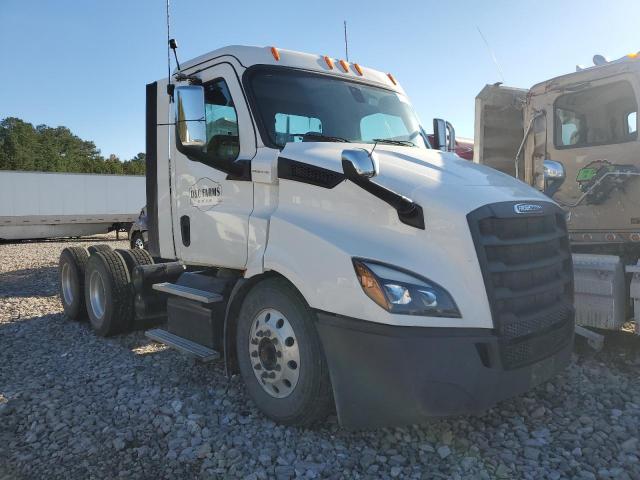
236, 278, 333, 426
130, 232, 146, 250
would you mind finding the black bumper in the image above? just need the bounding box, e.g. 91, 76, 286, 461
316, 312, 573, 429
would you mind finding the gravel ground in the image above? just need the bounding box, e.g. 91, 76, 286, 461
1, 234, 640, 480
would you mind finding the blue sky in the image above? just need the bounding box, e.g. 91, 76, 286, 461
1, 0, 638, 159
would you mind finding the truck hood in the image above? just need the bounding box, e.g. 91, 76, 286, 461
280, 142, 549, 212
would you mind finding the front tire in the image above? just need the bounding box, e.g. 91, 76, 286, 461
84, 251, 134, 337
236, 278, 333, 426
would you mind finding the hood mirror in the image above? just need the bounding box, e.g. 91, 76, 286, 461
175, 85, 206, 148
341, 149, 380, 179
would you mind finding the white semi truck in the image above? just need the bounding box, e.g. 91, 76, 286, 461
58, 45, 574, 428
0, 170, 145, 240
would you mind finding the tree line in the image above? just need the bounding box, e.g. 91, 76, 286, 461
0, 117, 145, 175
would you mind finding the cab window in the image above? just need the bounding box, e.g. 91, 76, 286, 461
556, 109, 584, 146
554, 80, 638, 148
274, 113, 323, 144
627, 111, 637, 135
202, 78, 239, 164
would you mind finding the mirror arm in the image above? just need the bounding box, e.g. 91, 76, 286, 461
174, 73, 202, 84
446, 121, 456, 152
345, 173, 425, 230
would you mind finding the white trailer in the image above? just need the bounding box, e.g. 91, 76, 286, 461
0, 171, 145, 240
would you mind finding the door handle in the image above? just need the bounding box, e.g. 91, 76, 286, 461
180, 215, 191, 247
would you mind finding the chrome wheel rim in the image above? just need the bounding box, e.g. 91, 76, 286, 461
134, 237, 144, 249
61, 263, 74, 305
89, 270, 106, 321
249, 308, 300, 398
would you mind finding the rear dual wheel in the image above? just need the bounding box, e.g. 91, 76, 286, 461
87, 244, 112, 255
115, 248, 153, 273
85, 250, 135, 336
59, 246, 147, 335
59, 247, 90, 320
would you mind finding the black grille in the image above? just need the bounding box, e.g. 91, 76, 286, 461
468, 202, 574, 370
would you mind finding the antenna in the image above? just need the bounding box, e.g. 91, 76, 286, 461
166, 0, 171, 83
370, 139, 378, 157
165, 1, 193, 87
343, 21, 349, 62
476, 26, 505, 83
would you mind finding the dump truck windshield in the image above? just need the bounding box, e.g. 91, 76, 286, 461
247, 67, 428, 149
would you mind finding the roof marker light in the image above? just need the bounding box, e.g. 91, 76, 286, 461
628, 52, 639, 59
270, 46, 280, 61
353, 63, 363, 76
339, 59, 349, 73
323, 55, 334, 69
387, 73, 397, 85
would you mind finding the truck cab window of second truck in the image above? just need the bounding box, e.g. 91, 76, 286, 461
554, 80, 638, 148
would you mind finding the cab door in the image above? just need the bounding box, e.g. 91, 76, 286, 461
171, 63, 255, 268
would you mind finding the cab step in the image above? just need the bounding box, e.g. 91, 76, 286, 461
145, 328, 220, 362
152, 282, 223, 304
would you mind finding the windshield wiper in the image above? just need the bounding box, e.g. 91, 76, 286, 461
300, 132, 350, 143
372, 138, 415, 147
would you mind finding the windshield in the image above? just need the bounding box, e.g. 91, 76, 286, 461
248, 68, 429, 149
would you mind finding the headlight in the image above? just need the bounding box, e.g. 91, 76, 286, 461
353, 259, 461, 317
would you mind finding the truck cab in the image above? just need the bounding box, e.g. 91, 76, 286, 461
475, 52, 640, 333
60, 45, 574, 428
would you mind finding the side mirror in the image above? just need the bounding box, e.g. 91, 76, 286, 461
433, 118, 456, 152
544, 159, 565, 180
175, 85, 206, 148
542, 159, 565, 196
341, 149, 379, 179
433, 119, 447, 151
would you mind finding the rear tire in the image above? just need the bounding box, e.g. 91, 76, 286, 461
84, 251, 134, 337
87, 244, 112, 255
115, 248, 154, 275
236, 278, 333, 426
59, 247, 89, 320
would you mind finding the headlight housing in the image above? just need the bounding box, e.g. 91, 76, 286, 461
353, 258, 461, 317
